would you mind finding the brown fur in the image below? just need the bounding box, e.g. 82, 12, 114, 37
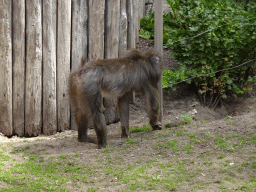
69, 49, 162, 149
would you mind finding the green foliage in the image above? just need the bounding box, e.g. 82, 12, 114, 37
140, 12, 155, 39
140, 0, 256, 101
162, 66, 196, 90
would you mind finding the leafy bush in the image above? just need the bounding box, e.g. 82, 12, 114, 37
140, 0, 256, 107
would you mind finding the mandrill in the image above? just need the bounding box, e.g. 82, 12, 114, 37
69, 49, 162, 148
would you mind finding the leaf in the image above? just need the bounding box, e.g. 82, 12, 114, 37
226, 79, 232, 84
141, 0, 256, 98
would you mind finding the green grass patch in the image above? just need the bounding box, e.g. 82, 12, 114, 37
0, 151, 10, 161
10, 145, 30, 154
130, 124, 152, 133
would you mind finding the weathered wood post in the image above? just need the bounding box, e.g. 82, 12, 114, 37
0, 0, 12, 136
13, 0, 25, 136
25, 0, 43, 136
138, 0, 146, 27
57, 1, 71, 132
127, 0, 136, 49
88, 1, 105, 61
154, 0, 163, 122
43, 0, 57, 135
133, 0, 139, 43
119, 0, 128, 57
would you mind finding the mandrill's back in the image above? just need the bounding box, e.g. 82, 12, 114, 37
69, 49, 161, 98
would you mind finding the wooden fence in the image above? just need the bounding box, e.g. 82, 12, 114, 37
0, 0, 146, 137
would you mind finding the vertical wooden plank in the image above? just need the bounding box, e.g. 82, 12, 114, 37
127, 0, 135, 49
104, 0, 120, 124
13, 0, 25, 136
154, 0, 163, 122
71, 0, 88, 130
25, 0, 42, 136
0, 0, 12, 136
133, 0, 139, 43
105, 0, 120, 59
43, 0, 57, 135
145, 0, 154, 15
138, 0, 145, 20
88, 0, 105, 61
119, 0, 128, 56
72, 0, 88, 66
57, 1, 71, 132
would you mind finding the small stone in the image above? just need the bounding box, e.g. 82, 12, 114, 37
191, 102, 198, 107
117, 140, 124, 145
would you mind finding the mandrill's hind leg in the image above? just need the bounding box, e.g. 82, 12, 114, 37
92, 112, 107, 148
75, 109, 97, 144
75, 110, 88, 142
117, 91, 132, 138
88, 85, 107, 149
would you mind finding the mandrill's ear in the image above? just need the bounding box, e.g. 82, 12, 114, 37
148, 55, 160, 66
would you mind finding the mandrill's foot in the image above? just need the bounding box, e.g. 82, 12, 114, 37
152, 123, 162, 130
78, 135, 87, 142
98, 143, 107, 149
121, 126, 130, 138
78, 136, 97, 144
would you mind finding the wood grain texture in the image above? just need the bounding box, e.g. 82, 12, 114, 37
127, 0, 135, 49
71, 0, 88, 130
25, 0, 42, 136
105, 0, 120, 59
88, 0, 105, 61
72, 0, 88, 67
119, 0, 128, 57
13, 0, 25, 136
43, 0, 57, 135
138, 0, 145, 20
133, 0, 139, 43
0, 0, 12, 136
57, 1, 71, 132
154, 0, 163, 122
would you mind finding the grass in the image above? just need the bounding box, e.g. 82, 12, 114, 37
180, 114, 193, 124
130, 124, 152, 133
0, 124, 256, 191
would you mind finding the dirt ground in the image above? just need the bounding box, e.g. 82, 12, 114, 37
0, 38, 255, 192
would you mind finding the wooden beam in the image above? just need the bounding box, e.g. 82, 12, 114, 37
57, 1, 71, 132
127, 0, 135, 49
25, 0, 43, 136
43, 0, 57, 135
0, 0, 12, 136
13, 0, 25, 136
154, 0, 163, 122
119, 0, 128, 57
88, 0, 105, 61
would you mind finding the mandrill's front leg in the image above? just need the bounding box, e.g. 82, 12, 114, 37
145, 84, 162, 130
117, 91, 133, 138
